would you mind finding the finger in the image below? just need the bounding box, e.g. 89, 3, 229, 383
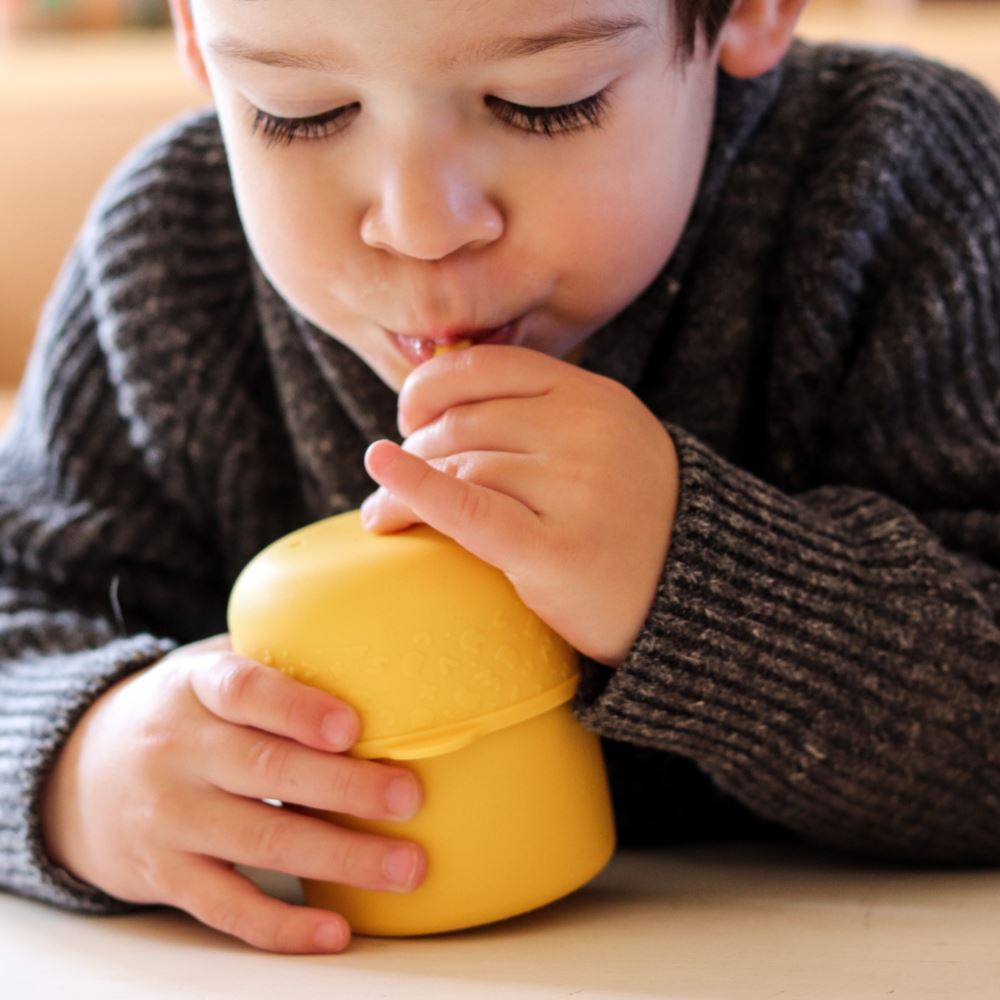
199, 726, 424, 822
363, 440, 542, 574
361, 487, 423, 534
401, 396, 540, 460
398, 344, 561, 436
363, 451, 546, 534
188, 653, 361, 753
182, 793, 427, 895
173, 855, 352, 954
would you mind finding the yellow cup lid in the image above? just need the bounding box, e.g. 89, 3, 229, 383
227, 510, 579, 759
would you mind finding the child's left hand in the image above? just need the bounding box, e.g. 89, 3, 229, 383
361, 345, 679, 667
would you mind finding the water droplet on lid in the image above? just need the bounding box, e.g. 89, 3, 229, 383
456, 688, 482, 712
437, 656, 460, 677
401, 651, 426, 677
461, 630, 485, 655
495, 644, 519, 669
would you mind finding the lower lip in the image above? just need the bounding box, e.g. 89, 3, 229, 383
388, 318, 523, 367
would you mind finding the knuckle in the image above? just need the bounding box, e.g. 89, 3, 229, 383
454, 453, 482, 483
271, 916, 316, 954
337, 836, 381, 887
456, 483, 490, 527
282, 688, 313, 737
412, 455, 438, 492
333, 836, 363, 883
200, 895, 251, 942
436, 453, 464, 480
329, 758, 367, 811
247, 738, 291, 789
133, 718, 179, 768
213, 655, 259, 712
439, 407, 465, 444
131, 852, 175, 903
253, 815, 294, 868
138, 785, 183, 832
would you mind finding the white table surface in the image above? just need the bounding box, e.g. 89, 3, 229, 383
4, 842, 1000, 999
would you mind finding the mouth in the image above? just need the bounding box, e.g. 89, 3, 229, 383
386, 317, 524, 367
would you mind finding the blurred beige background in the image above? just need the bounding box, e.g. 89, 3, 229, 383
1, 0, 999, 424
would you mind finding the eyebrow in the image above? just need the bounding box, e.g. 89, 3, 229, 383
208, 14, 650, 75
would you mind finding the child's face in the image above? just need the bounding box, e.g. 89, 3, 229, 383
185, 0, 720, 390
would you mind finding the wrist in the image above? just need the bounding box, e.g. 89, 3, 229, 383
39, 667, 153, 879
600, 426, 678, 668
40, 707, 88, 876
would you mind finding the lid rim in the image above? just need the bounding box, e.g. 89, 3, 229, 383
352, 674, 580, 760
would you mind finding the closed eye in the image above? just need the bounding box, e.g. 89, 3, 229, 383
248, 88, 612, 147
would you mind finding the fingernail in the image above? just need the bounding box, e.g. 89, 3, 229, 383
321, 711, 355, 750
385, 776, 420, 820
359, 495, 376, 527
382, 846, 419, 889
314, 921, 346, 952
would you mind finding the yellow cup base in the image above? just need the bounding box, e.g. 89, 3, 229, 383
300, 704, 616, 937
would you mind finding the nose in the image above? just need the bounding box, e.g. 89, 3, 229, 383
360, 132, 504, 261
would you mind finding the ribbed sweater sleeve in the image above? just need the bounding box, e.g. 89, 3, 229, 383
0, 126, 238, 911
574, 55, 1000, 863
0, 244, 176, 911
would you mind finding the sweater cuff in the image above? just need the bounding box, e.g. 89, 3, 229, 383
569, 424, 1000, 864
3, 634, 177, 914
572, 423, 871, 758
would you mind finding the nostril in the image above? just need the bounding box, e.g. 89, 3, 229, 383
359, 186, 503, 260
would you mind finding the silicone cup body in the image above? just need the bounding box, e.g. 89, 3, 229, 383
227, 510, 616, 936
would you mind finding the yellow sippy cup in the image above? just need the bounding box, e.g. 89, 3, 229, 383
227, 509, 616, 937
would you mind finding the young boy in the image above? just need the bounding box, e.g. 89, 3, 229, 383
2, 0, 998, 957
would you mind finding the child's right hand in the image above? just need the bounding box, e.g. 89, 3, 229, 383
40, 634, 427, 954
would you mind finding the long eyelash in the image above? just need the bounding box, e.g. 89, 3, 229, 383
248, 88, 611, 147
487, 89, 611, 138
250, 106, 356, 147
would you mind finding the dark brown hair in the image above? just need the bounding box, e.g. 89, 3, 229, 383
675, 0, 738, 58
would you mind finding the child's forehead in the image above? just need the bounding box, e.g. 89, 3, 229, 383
197, 0, 667, 75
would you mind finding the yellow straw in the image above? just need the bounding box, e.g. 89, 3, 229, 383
434, 338, 474, 356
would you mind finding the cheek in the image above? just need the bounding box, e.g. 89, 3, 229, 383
226, 145, 399, 337
231, 151, 334, 292
213, 98, 348, 315
535, 92, 712, 307
528, 141, 692, 299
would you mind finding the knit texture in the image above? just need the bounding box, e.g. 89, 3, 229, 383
2, 40, 999, 915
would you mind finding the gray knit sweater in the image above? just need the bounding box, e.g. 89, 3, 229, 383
3, 39, 1000, 915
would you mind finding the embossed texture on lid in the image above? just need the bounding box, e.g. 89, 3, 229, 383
227, 510, 579, 759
